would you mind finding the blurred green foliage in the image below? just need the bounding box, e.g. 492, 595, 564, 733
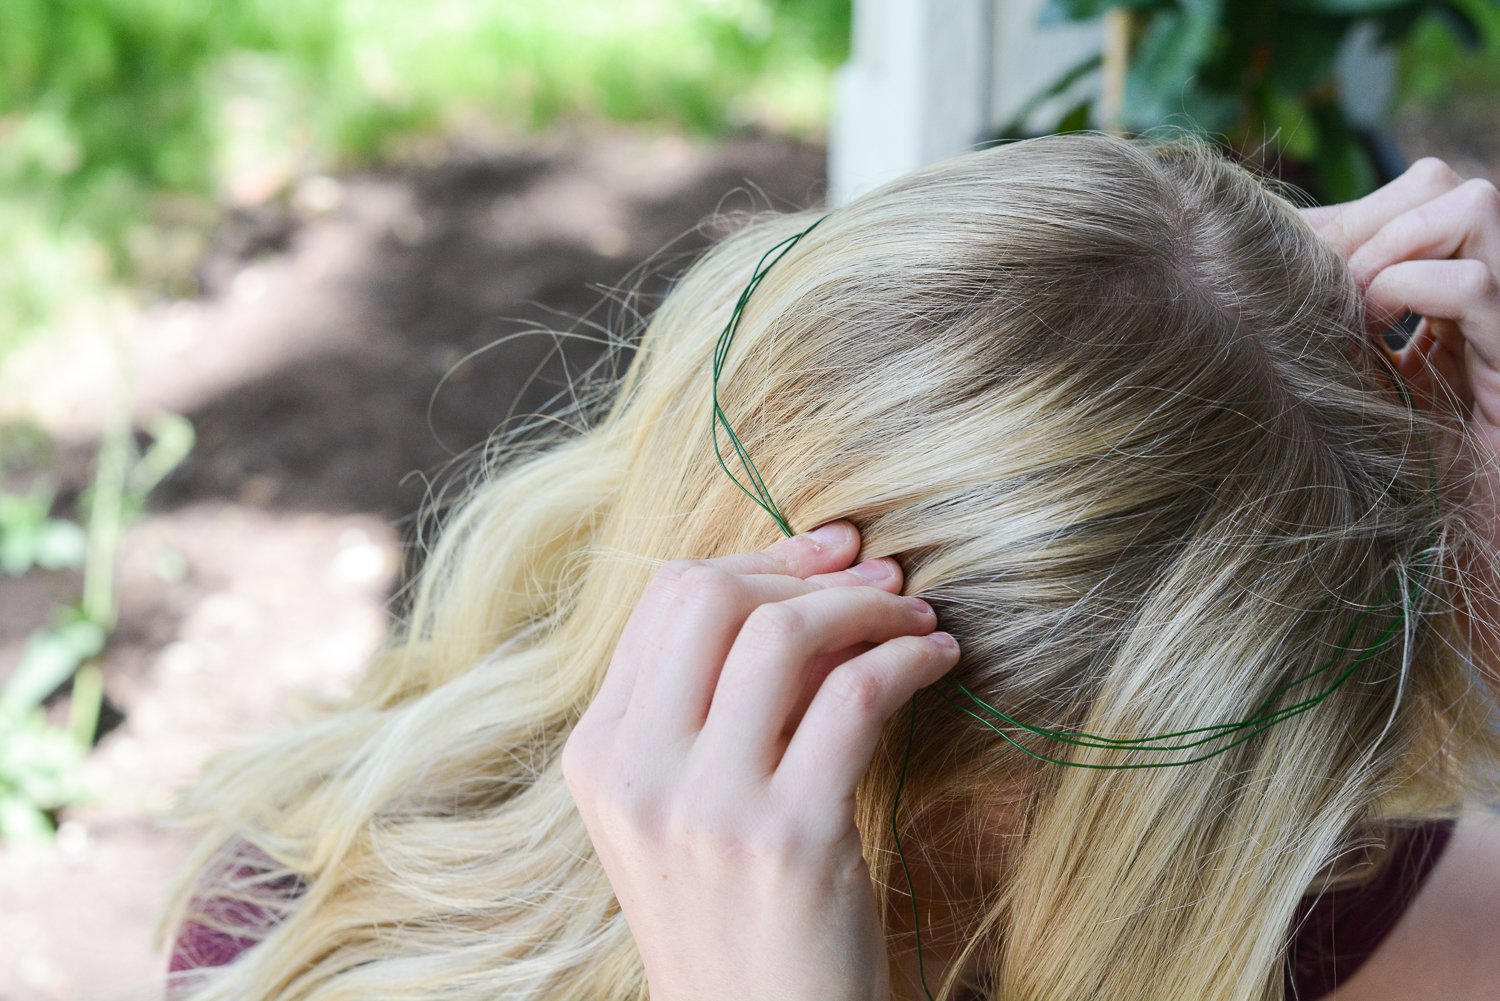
0, 410, 193, 845
0, 0, 851, 355
1009, 0, 1500, 203
1398, 0, 1500, 106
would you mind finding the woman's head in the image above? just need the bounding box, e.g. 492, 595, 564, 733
164, 130, 1500, 1001
589, 127, 1500, 998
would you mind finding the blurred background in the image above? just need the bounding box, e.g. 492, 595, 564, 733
0, 1, 1495, 997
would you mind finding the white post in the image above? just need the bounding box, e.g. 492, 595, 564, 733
828, 0, 992, 206
986, 0, 1105, 136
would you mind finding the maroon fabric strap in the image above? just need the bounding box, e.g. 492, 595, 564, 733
169, 842, 304, 977
1284, 818, 1457, 999
170, 822, 1458, 998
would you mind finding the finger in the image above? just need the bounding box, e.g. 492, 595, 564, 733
693, 586, 941, 776
772, 632, 960, 834
585, 521, 865, 724
1366, 258, 1500, 372
622, 520, 864, 673
1298, 203, 1347, 235
614, 556, 907, 738
711, 519, 862, 576
626, 520, 863, 668
1347, 178, 1500, 291
1315, 157, 1467, 259
780, 640, 880, 748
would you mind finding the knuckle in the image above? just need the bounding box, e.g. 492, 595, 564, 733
560, 728, 599, 790
1389, 204, 1430, 245
1462, 177, 1500, 215
1374, 204, 1434, 256
887, 630, 932, 651
826, 664, 888, 715
560, 744, 585, 790
673, 562, 740, 610
654, 558, 704, 591
1357, 221, 1406, 268
676, 751, 716, 793
1457, 259, 1496, 302
669, 796, 803, 860
741, 601, 806, 645
1409, 156, 1462, 191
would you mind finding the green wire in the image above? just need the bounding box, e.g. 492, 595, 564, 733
710, 212, 1440, 999
712, 214, 830, 536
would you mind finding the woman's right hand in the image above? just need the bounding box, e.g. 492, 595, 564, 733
561, 520, 960, 1001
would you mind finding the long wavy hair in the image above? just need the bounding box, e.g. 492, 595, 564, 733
159, 130, 1500, 1001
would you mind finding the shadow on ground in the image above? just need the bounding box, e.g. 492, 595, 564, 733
143, 127, 826, 525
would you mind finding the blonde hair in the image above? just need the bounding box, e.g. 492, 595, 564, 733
160, 130, 1500, 1001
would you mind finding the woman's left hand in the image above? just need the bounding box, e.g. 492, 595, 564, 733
1298, 156, 1500, 673
1298, 157, 1500, 446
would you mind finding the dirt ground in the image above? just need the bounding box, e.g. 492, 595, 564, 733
1, 111, 1496, 1001
0, 123, 825, 1001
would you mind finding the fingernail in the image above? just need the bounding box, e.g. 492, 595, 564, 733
929, 631, 958, 650
849, 558, 894, 581
805, 521, 852, 551
906, 596, 934, 616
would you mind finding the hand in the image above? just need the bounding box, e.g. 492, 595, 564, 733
561, 520, 960, 1001
1298, 157, 1500, 676
1297, 157, 1500, 439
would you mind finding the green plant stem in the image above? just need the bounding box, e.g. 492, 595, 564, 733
66, 663, 103, 749
82, 326, 131, 632
70, 325, 133, 750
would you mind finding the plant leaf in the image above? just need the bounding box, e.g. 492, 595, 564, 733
35, 518, 87, 570
1262, 88, 1322, 162
0, 712, 85, 805
1370, 1, 1434, 43
1265, 16, 1349, 95
125, 411, 194, 501
1428, 2, 1483, 46
1057, 97, 1094, 132
1123, 0, 1225, 129
0, 793, 54, 846
992, 52, 1103, 139
1312, 104, 1379, 201
1, 619, 106, 716
0, 485, 52, 575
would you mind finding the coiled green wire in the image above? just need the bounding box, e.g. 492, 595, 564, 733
710, 212, 1441, 999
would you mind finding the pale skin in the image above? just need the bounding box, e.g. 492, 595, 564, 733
561, 156, 1500, 1001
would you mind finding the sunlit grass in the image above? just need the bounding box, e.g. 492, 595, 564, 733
1397, 0, 1500, 113
0, 0, 850, 360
